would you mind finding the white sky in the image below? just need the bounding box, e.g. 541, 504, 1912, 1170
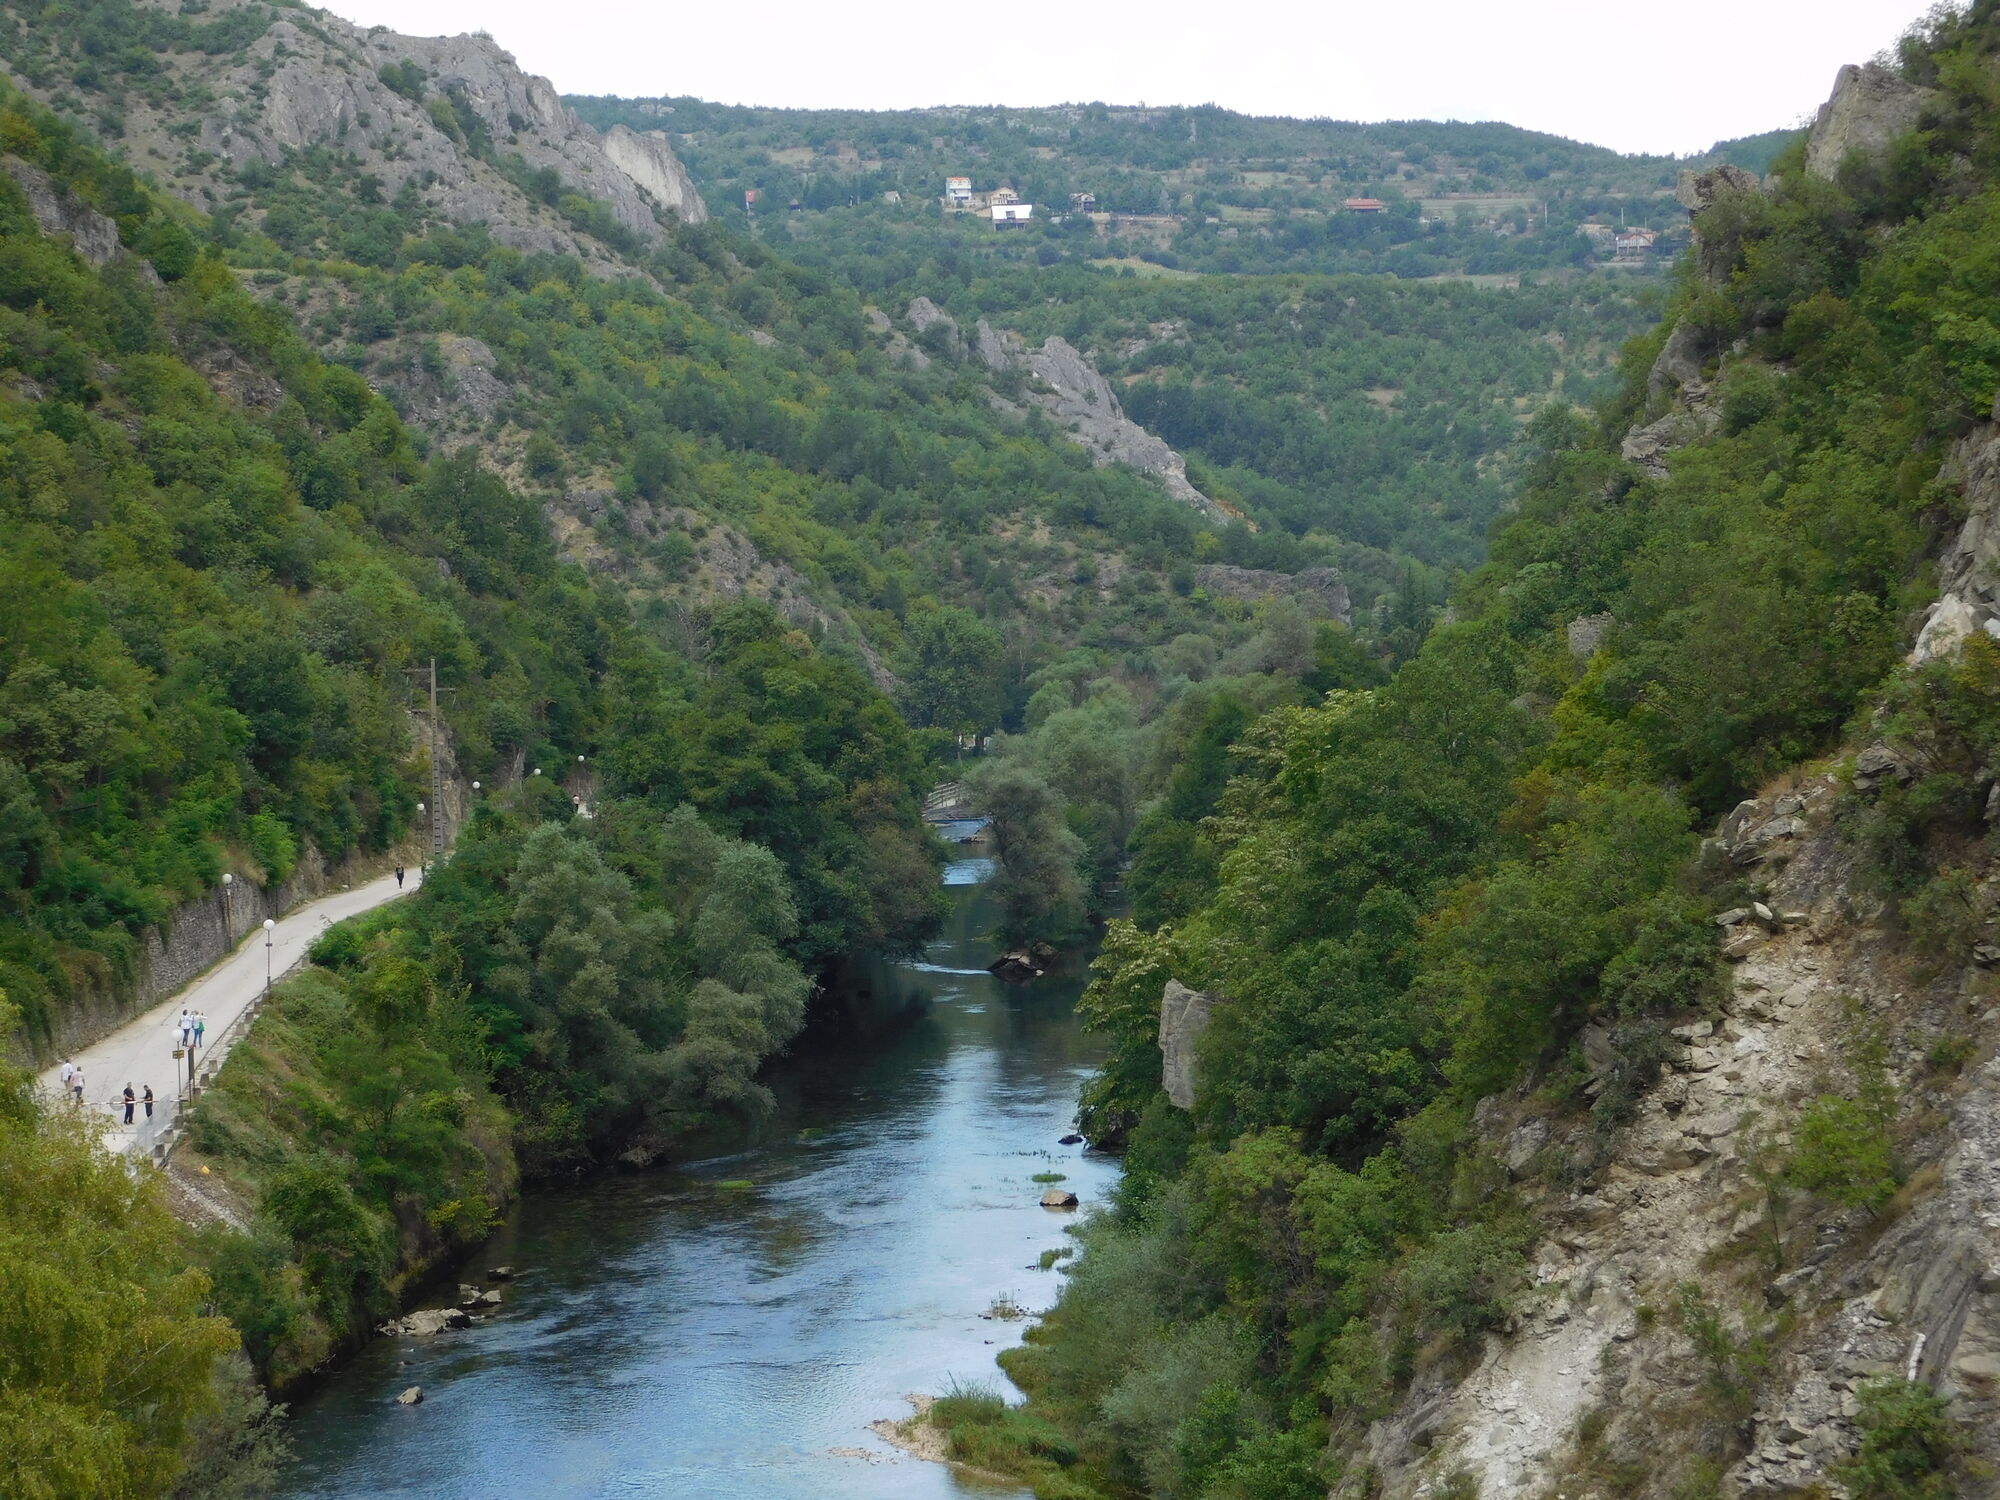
325, 0, 1946, 157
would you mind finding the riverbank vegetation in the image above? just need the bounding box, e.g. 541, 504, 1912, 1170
184, 782, 841, 1390
0, 999, 252, 1500
960, 8, 2000, 1496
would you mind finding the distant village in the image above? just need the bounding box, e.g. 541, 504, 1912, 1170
739, 169, 1660, 264
931, 174, 1659, 258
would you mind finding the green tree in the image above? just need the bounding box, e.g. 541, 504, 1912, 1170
0, 1001, 237, 1500
898, 604, 1005, 739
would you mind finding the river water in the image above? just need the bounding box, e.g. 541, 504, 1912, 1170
275, 857, 1116, 1499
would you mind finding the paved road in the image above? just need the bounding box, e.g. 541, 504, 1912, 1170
36, 867, 422, 1155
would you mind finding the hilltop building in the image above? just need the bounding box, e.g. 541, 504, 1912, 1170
1614, 228, 1657, 258
946, 175, 973, 207
990, 187, 1020, 206
1070, 191, 1097, 211
1343, 197, 1387, 213
991, 202, 1035, 227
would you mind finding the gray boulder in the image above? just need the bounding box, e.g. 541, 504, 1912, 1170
1, 158, 123, 266
379, 1307, 471, 1336
1852, 743, 1915, 793
1040, 1187, 1080, 1208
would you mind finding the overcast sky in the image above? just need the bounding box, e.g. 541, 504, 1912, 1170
325, 0, 1945, 158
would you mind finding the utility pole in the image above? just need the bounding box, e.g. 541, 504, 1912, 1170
427, 658, 444, 873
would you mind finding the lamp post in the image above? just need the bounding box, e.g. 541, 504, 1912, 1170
262, 918, 275, 1006
221, 871, 233, 939
416, 801, 426, 880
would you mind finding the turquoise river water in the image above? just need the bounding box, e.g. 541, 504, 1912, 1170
274, 856, 1116, 1499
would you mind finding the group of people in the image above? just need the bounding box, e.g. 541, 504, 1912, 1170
174, 1007, 208, 1051
52, 1059, 154, 1126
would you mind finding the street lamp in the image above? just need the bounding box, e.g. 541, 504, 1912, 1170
221, 871, 233, 937
416, 802, 426, 879
262, 918, 275, 1005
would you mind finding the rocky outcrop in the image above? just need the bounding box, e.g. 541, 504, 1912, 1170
1040, 1186, 1080, 1209
1159, 979, 1215, 1110
1910, 416, 2000, 664
1351, 760, 2000, 1496
11, 8, 706, 264
387, 334, 507, 429
905, 297, 967, 360
1192, 565, 1351, 624
1803, 62, 1935, 181
909, 298, 1223, 520
1565, 613, 1613, 659
1623, 165, 1759, 459
1018, 335, 1226, 519
600, 125, 707, 225
1, 158, 123, 266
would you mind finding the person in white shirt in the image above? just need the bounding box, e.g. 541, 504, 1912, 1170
58, 1059, 74, 1088
69, 1064, 84, 1105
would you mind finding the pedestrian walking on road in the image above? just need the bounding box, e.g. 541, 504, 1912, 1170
58, 1058, 74, 1090
122, 1084, 136, 1125
70, 1065, 84, 1105
395, 864, 405, 889
195, 1012, 207, 1047
142, 1085, 154, 1119
177, 1009, 193, 1048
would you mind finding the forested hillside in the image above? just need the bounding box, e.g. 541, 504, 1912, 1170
10, 2, 1976, 1497
903, 7, 2000, 1498
569, 94, 1790, 278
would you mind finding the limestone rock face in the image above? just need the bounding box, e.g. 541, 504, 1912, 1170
1160, 979, 1215, 1110
33, 11, 707, 263
1019, 335, 1224, 518
904, 304, 1223, 519
601, 125, 708, 225
1, 158, 123, 266
1910, 421, 2000, 664
1803, 62, 1935, 180
905, 297, 968, 361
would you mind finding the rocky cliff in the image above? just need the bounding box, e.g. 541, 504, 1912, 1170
1344, 56, 2000, 1500
901, 297, 1230, 521
1, 1, 705, 259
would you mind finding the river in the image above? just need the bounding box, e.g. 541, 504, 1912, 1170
275, 855, 1117, 1499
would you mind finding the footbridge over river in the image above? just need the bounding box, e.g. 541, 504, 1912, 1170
923, 781, 989, 844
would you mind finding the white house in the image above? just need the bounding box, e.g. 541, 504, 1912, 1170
946, 176, 973, 207
991, 202, 1035, 227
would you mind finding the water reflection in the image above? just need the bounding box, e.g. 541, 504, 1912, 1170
276, 878, 1112, 1500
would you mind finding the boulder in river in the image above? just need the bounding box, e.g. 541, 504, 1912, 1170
1041, 1187, 1080, 1209
396, 1386, 424, 1406
486, 1266, 516, 1281
379, 1307, 471, 1336
989, 950, 1046, 983
1058, 1134, 1084, 1146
